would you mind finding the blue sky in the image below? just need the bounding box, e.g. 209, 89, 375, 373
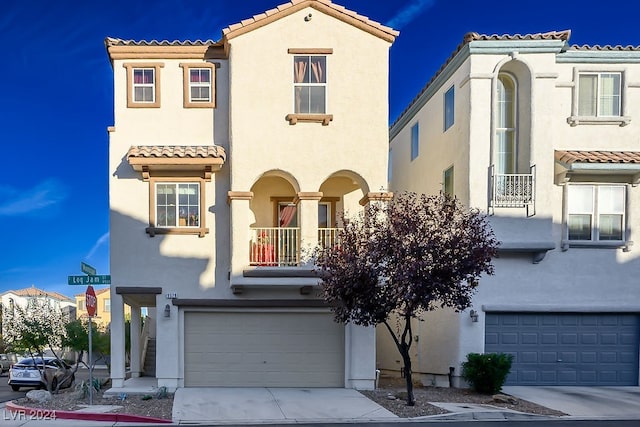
1, 0, 639, 299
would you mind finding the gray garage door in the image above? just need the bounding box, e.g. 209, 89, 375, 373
184, 311, 345, 387
485, 313, 639, 386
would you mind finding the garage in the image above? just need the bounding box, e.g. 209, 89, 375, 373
485, 313, 639, 386
184, 311, 345, 387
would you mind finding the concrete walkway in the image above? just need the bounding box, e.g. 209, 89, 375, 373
504, 386, 640, 418
173, 387, 397, 423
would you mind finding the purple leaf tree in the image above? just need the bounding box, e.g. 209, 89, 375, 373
315, 192, 499, 406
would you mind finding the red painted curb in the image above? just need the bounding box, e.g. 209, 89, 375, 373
6, 400, 173, 424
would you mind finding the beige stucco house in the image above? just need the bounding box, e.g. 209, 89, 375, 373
106, 0, 397, 390
384, 30, 640, 387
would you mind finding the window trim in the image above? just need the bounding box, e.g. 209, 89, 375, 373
410, 123, 419, 161
179, 62, 216, 108
147, 176, 208, 237
563, 183, 628, 249
444, 85, 455, 131
495, 73, 518, 174
567, 67, 630, 127
287, 49, 333, 126
123, 62, 164, 108
443, 165, 454, 196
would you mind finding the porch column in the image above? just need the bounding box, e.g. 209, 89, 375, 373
296, 192, 322, 265
109, 292, 126, 388
227, 191, 253, 281
129, 305, 141, 378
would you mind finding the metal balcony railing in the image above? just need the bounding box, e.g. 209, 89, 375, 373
249, 227, 300, 266
490, 165, 536, 215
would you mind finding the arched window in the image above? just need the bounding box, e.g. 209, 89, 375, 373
496, 74, 517, 174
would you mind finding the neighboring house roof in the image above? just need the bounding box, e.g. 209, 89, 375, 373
1, 285, 74, 303
105, 38, 218, 47
555, 150, 640, 165
221, 0, 398, 43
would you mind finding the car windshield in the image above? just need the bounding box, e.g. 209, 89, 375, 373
16, 358, 55, 367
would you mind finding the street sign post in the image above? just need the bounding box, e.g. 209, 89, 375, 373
85, 285, 97, 406
67, 275, 111, 285
81, 262, 97, 276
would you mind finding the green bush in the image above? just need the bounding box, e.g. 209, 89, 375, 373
461, 352, 514, 394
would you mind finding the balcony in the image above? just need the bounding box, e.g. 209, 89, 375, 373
490, 165, 536, 216
318, 227, 341, 248
249, 227, 300, 267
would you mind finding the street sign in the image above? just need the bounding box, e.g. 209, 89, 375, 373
85, 285, 97, 317
68, 275, 111, 285
81, 262, 96, 276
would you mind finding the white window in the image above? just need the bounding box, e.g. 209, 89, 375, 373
496, 74, 516, 174
155, 183, 200, 228
133, 68, 155, 103
104, 298, 111, 313
567, 185, 625, 242
444, 85, 455, 130
318, 202, 331, 228
78, 300, 85, 311
410, 123, 419, 160
293, 56, 326, 114
189, 68, 211, 102
578, 72, 621, 117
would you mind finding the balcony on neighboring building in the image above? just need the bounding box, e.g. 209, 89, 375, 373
490, 165, 536, 216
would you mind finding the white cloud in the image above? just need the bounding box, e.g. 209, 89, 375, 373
386, 0, 437, 29
0, 179, 68, 216
86, 232, 110, 260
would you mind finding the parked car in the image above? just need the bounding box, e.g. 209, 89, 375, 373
8, 357, 75, 391
0, 354, 14, 375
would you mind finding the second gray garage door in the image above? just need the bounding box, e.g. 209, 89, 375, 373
485, 313, 639, 386
184, 311, 345, 387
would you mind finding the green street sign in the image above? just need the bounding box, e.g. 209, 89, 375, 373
81, 262, 97, 276
68, 275, 111, 285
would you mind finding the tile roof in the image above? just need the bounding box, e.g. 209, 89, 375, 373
105, 37, 219, 47
127, 145, 227, 161
3, 286, 73, 302
555, 150, 640, 164
222, 0, 398, 42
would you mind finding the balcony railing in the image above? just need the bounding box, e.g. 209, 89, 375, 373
490, 165, 536, 215
318, 228, 341, 248
249, 227, 300, 267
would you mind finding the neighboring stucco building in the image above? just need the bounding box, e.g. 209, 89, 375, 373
106, 0, 397, 390
75, 287, 131, 328
384, 30, 640, 386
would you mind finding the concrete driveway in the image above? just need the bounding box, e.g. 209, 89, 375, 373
172, 387, 397, 423
504, 386, 640, 418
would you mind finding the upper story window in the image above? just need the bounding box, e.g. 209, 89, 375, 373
568, 69, 629, 126
123, 62, 164, 108
180, 63, 216, 108
156, 182, 201, 228
444, 85, 455, 131
443, 166, 454, 196
294, 55, 326, 114
567, 184, 625, 243
286, 49, 333, 126
579, 72, 621, 117
410, 123, 419, 161
496, 74, 516, 174
104, 298, 111, 313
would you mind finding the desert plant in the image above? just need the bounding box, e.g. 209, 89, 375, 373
461, 352, 514, 394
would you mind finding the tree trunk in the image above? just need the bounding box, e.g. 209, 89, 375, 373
400, 342, 415, 406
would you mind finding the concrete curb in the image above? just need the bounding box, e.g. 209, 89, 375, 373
5, 400, 172, 424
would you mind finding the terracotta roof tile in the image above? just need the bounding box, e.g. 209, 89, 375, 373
568, 44, 640, 51
222, 0, 398, 42
3, 286, 73, 302
555, 150, 640, 164
105, 37, 219, 47
127, 145, 227, 161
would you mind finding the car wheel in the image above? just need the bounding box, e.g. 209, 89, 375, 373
11, 385, 20, 391
51, 377, 58, 391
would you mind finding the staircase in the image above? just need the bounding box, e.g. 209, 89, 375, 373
143, 338, 156, 377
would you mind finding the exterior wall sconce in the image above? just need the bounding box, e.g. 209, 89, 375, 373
164, 304, 171, 318
469, 309, 479, 323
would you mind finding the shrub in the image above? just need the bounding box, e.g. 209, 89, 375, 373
461, 352, 514, 394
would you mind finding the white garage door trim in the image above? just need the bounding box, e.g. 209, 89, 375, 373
184, 310, 345, 387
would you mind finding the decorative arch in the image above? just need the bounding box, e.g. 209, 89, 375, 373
318, 169, 370, 195
250, 169, 301, 193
